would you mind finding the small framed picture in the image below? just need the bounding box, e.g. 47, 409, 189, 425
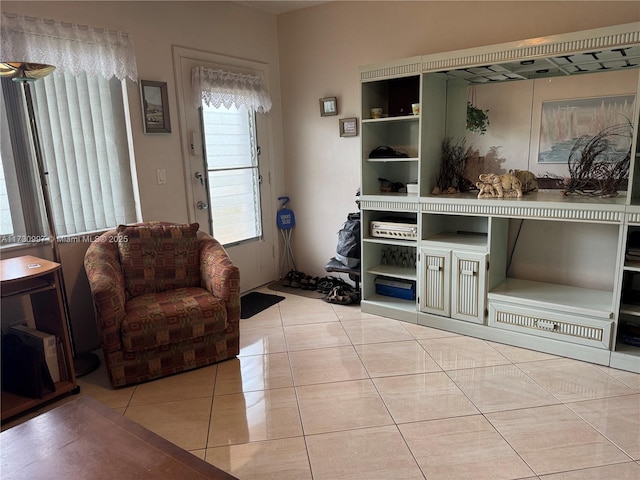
339, 117, 358, 137
319, 97, 338, 116
140, 80, 171, 133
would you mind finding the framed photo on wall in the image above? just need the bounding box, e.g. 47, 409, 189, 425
319, 97, 338, 116
537, 94, 635, 163
339, 117, 358, 137
141, 80, 171, 133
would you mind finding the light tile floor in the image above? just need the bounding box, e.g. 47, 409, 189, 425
8, 286, 640, 479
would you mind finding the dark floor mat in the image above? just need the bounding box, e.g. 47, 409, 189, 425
240, 292, 285, 319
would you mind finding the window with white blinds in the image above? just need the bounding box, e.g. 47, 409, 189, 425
0, 72, 138, 242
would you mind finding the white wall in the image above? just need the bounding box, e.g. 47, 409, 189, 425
1, 1, 284, 352
276, 1, 640, 277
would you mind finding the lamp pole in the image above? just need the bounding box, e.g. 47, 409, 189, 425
1, 62, 100, 377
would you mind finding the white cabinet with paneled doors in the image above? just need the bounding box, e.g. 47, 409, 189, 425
419, 247, 487, 324
359, 22, 640, 373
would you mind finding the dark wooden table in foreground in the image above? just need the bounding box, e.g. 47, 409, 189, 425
0, 396, 238, 480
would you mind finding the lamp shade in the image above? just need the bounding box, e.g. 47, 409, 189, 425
0, 62, 55, 82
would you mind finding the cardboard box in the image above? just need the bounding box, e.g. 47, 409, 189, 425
9, 325, 60, 383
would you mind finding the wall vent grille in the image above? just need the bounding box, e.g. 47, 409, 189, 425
422, 30, 640, 72
495, 310, 604, 342
360, 200, 419, 212
456, 258, 479, 318
421, 202, 622, 223
424, 255, 446, 312
361, 62, 422, 81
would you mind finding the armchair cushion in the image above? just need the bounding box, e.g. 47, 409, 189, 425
121, 287, 227, 352
117, 223, 200, 298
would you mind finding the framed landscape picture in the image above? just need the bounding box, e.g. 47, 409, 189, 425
141, 80, 171, 133
537, 94, 635, 163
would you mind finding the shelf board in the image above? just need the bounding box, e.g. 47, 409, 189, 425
613, 342, 640, 355
1, 380, 76, 421
423, 232, 488, 251
364, 237, 417, 246
623, 261, 640, 272
1, 278, 55, 298
367, 264, 417, 281
620, 304, 640, 316
362, 294, 417, 312
366, 157, 419, 163
362, 115, 419, 124
488, 278, 613, 320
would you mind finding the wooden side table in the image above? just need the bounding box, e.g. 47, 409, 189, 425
1, 396, 238, 479
1, 255, 77, 421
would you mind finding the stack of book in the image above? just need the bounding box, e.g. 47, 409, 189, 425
9, 325, 60, 383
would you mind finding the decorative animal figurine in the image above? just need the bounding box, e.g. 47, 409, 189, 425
509, 169, 538, 193
477, 173, 523, 198
476, 181, 496, 198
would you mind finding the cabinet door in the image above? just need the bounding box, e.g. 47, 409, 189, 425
451, 251, 487, 324
419, 247, 451, 317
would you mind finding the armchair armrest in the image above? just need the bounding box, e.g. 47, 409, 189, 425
84, 230, 127, 352
198, 233, 240, 325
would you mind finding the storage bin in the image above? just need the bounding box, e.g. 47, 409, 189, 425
375, 277, 416, 300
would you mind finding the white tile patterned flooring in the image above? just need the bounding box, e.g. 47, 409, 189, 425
10, 285, 640, 479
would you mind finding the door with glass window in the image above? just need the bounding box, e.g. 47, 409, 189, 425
174, 49, 276, 292
200, 104, 262, 245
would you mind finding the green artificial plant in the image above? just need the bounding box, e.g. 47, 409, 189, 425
466, 101, 490, 135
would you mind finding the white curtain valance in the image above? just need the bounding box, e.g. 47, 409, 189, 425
192, 67, 272, 113
0, 12, 138, 81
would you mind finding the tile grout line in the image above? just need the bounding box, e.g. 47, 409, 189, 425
563, 394, 640, 461
284, 296, 318, 480
361, 339, 428, 480
202, 363, 219, 458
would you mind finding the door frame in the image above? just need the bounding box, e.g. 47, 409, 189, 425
172, 45, 278, 291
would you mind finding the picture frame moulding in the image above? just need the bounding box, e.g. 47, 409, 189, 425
339, 117, 358, 137
320, 96, 338, 116
141, 80, 171, 134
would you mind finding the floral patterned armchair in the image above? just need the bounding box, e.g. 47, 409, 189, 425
84, 222, 240, 387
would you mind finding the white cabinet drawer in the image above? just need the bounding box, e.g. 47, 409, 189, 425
488, 301, 613, 349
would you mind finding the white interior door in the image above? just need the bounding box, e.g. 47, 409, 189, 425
173, 47, 276, 292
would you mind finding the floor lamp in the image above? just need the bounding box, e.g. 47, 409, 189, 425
0, 62, 100, 377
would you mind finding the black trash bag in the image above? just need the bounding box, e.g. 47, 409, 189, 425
335, 212, 361, 268
1, 333, 55, 399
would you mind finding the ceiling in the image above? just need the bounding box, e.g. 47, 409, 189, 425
234, 1, 326, 14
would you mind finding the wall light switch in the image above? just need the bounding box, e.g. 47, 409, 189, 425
157, 168, 166, 185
